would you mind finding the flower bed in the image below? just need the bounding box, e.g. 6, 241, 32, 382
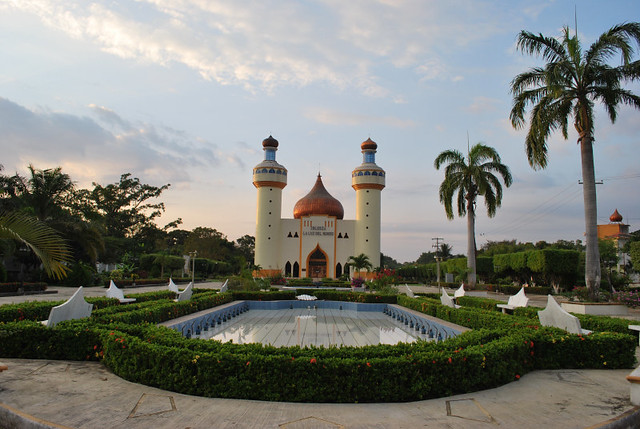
0, 291, 635, 403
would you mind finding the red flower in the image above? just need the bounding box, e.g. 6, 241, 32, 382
447, 357, 452, 364
246, 361, 250, 366
310, 358, 317, 364
515, 374, 520, 380
366, 362, 371, 367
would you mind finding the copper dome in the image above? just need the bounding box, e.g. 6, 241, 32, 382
361, 137, 377, 151
262, 135, 279, 148
610, 209, 623, 223
293, 174, 344, 219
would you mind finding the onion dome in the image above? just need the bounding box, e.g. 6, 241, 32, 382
262, 135, 279, 148
361, 137, 377, 151
610, 209, 623, 223
294, 174, 344, 219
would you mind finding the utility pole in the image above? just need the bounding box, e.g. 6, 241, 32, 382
432, 237, 443, 288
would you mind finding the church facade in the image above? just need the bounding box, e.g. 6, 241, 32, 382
253, 136, 385, 279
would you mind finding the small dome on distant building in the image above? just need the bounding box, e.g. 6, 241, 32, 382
610, 209, 623, 223
262, 135, 279, 148
293, 174, 344, 219
361, 138, 377, 151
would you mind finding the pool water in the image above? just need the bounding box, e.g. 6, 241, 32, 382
193, 307, 429, 347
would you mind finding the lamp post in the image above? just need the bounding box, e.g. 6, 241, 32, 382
189, 250, 198, 285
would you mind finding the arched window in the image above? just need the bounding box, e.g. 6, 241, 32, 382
293, 262, 300, 277
364, 171, 371, 175
335, 263, 342, 278
285, 261, 292, 277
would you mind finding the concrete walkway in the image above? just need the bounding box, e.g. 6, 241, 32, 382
1, 282, 639, 428
0, 359, 637, 429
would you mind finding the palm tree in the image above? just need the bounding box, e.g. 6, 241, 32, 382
0, 211, 72, 280
434, 143, 512, 287
510, 23, 640, 300
347, 253, 373, 278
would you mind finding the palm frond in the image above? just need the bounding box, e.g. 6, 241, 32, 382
0, 211, 72, 279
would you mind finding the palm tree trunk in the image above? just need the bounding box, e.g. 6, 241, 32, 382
466, 198, 477, 287
580, 135, 601, 300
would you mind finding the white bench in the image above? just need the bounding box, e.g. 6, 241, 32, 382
497, 287, 529, 313
175, 282, 193, 302
405, 284, 415, 298
628, 325, 640, 345
41, 286, 93, 328
106, 280, 136, 304
440, 289, 460, 309
219, 279, 229, 293
168, 278, 179, 293
538, 295, 591, 335
454, 284, 465, 300
627, 366, 640, 405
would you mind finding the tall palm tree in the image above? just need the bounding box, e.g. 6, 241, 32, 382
0, 211, 72, 280
434, 143, 512, 287
347, 253, 373, 278
510, 23, 640, 299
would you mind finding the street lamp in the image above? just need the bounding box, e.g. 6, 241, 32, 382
189, 250, 198, 285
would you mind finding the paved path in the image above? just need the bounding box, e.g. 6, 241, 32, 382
0, 359, 636, 429
1, 282, 639, 428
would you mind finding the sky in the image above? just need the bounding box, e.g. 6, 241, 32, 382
0, 0, 639, 264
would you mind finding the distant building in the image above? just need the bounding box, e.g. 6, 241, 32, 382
597, 209, 630, 272
252, 136, 385, 279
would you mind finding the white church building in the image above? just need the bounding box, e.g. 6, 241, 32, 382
253, 136, 385, 279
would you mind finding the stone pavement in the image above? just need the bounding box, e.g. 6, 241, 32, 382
0, 359, 637, 429
1, 282, 640, 428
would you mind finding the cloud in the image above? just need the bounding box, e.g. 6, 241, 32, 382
7, 0, 511, 97
304, 107, 416, 127
0, 97, 224, 187
465, 96, 502, 114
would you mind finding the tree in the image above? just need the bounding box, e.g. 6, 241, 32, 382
76, 173, 172, 238
434, 143, 512, 287
510, 23, 640, 299
0, 211, 72, 280
347, 253, 373, 278
235, 235, 255, 265
183, 227, 233, 261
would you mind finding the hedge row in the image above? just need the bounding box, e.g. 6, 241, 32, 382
0, 282, 48, 294
0, 291, 636, 403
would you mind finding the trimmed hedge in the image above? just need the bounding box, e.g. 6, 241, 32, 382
0, 291, 635, 403
0, 282, 48, 294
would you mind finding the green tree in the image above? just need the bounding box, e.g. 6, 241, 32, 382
599, 239, 619, 291
184, 227, 233, 261
235, 235, 255, 265
434, 143, 512, 287
347, 253, 373, 278
0, 211, 72, 280
510, 23, 640, 300
76, 173, 172, 238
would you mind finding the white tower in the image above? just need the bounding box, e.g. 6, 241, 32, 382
352, 138, 385, 272
253, 135, 287, 276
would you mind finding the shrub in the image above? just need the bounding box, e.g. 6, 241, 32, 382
0, 291, 635, 403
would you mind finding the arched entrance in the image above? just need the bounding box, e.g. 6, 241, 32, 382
307, 245, 328, 279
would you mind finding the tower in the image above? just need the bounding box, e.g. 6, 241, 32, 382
253, 135, 287, 276
352, 138, 385, 274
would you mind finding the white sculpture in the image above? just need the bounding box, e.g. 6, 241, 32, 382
219, 279, 229, 293
168, 278, 179, 293
538, 295, 591, 335
454, 283, 466, 299
497, 287, 529, 313
106, 280, 136, 304
440, 289, 460, 309
405, 284, 415, 298
175, 282, 193, 302
41, 286, 93, 328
